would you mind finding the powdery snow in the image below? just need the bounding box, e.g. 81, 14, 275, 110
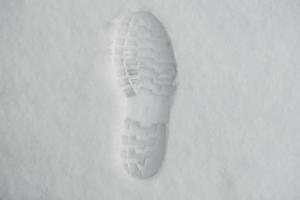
0, 0, 299, 199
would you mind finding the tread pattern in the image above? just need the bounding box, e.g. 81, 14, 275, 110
111, 12, 177, 97
121, 118, 166, 177
111, 11, 176, 178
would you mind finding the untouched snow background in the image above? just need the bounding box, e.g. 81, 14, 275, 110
0, 0, 300, 199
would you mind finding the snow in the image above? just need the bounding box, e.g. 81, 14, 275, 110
0, 0, 300, 199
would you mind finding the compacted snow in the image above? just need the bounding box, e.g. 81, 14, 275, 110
0, 0, 300, 199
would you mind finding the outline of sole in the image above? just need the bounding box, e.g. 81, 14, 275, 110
111, 11, 177, 179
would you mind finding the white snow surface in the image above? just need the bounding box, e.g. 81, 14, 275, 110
0, 0, 300, 199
